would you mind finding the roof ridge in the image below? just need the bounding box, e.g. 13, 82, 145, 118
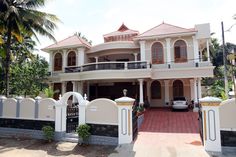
137, 22, 195, 37
77, 35, 92, 47
43, 35, 75, 49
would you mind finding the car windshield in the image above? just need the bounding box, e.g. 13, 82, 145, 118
173, 97, 186, 101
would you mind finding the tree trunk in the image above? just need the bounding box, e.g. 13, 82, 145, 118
5, 25, 12, 97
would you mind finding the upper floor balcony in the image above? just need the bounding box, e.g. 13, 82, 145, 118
64, 61, 150, 73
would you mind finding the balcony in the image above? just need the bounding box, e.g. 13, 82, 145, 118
65, 61, 150, 73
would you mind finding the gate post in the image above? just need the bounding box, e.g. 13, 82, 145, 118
79, 100, 88, 126
199, 96, 222, 152
54, 101, 67, 139
115, 96, 135, 145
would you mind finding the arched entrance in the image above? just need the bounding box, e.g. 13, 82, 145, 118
173, 80, 184, 97
59, 92, 84, 133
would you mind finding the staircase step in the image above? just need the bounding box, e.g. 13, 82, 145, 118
62, 137, 79, 143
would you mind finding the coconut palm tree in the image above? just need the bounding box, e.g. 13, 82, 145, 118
0, 0, 59, 97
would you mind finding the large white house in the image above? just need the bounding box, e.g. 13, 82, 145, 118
42, 22, 214, 108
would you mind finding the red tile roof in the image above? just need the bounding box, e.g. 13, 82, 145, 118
42, 35, 91, 51
103, 23, 139, 38
137, 22, 196, 38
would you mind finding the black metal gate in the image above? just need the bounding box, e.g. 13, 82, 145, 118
198, 106, 204, 144
66, 106, 79, 133
132, 108, 138, 141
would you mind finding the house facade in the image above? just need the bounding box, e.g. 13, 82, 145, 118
42, 22, 214, 109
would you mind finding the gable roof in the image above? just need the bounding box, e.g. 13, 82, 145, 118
136, 22, 196, 39
103, 23, 139, 38
42, 35, 91, 52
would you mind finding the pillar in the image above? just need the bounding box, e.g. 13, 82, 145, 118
72, 81, 77, 102
146, 81, 151, 103
206, 39, 210, 62
87, 81, 90, 100
190, 79, 195, 102
192, 36, 199, 63
199, 97, 222, 152
35, 96, 41, 119
0, 96, 6, 117
78, 48, 85, 66
164, 80, 170, 105
62, 82, 66, 95
77, 81, 83, 95
133, 53, 138, 61
193, 78, 198, 112
115, 96, 135, 144
54, 101, 67, 139
198, 78, 202, 99
138, 79, 144, 105
95, 56, 99, 70
49, 52, 53, 73
165, 38, 171, 65
16, 96, 23, 118
79, 99, 88, 126
62, 50, 67, 72
139, 41, 146, 61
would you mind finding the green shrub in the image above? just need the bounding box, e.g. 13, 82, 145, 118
44, 87, 54, 98
76, 124, 90, 144
42, 126, 54, 142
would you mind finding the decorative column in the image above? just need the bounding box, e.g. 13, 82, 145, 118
139, 41, 146, 61
95, 56, 99, 70
192, 36, 200, 63
78, 48, 85, 66
199, 97, 222, 152
198, 78, 202, 99
206, 39, 210, 62
72, 81, 77, 102
165, 38, 171, 67
77, 81, 83, 95
86, 81, 90, 100
190, 79, 195, 101
61, 82, 66, 96
49, 52, 53, 73
133, 53, 138, 61
0, 96, 6, 117
146, 81, 151, 103
164, 80, 170, 105
115, 92, 135, 144
193, 78, 198, 112
138, 79, 144, 105
62, 50, 67, 72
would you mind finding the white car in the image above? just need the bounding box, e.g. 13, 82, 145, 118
172, 97, 188, 110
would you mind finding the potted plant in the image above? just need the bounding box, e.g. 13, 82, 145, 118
42, 126, 54, 142
76, 124, 91, 145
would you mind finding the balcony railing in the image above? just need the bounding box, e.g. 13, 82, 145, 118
65, 61, 150, 73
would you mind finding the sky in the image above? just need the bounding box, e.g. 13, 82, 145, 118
36, 0, 236, 60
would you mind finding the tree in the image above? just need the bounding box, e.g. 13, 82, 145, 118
0, 0, 59, 97
10, 55, 49, 97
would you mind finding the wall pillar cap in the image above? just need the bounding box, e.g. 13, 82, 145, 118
35, 96, 42, 100
16, 96, 23, 100
115, 96, 135, 104
199, 96, 222, 103
0, 95, 7, 99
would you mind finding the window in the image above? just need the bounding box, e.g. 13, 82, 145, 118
173, 80, 184, 97
54, 53, 62, 71
174, 40, 187, 63
151, 81, 161, 99
151, 42, 164, 64
67, 51, 76, 66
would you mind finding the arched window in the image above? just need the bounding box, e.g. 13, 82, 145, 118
151, 81, 161, 99
174, 40, 187, 63
54, 53, 62, 71
67, 51, 76, 66
151, 42, 164, 64
173, 80, 184, 97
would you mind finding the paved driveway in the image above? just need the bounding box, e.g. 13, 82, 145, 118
119, 108, 210, 157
